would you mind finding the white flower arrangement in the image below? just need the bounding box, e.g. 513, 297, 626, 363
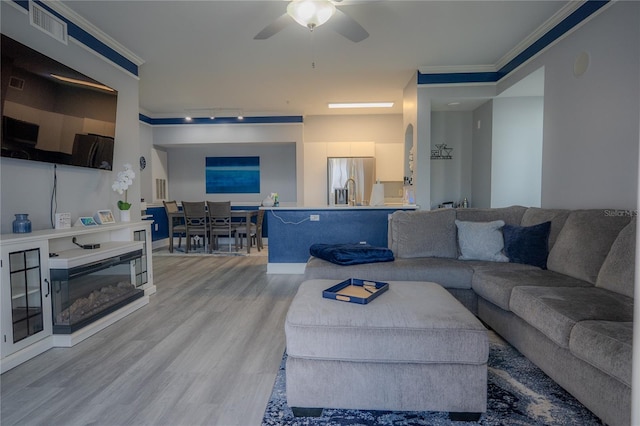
112, 163, 136, 210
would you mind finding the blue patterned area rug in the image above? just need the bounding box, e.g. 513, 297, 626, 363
262, 332, 603, 426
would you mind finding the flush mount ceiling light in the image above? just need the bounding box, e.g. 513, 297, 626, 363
287, 0, 336, 31
328, 102, 395, 109
185, 108, 244, 120
50, 74, 115, 92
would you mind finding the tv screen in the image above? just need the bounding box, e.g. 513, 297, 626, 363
1, 34, 118, 170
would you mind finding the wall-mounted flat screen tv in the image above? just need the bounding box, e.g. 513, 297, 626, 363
1, 34, 118, 170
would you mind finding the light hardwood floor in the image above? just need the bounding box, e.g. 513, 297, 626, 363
1, 253, 303, 426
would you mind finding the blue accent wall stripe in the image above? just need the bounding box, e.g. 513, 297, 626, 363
16, 0, 609, 119
139, 114, 154, 125
15, 0, 139, 76
417, 72, 499, 85
139, 115, 303, 125
419, 0, 610, 85
14, 0, 29, 11
496, 0, 609, 78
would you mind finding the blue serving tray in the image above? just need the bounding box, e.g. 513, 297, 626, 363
322, 278, 389, 304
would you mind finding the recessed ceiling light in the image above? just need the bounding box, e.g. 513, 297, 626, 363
328, 102, 394, 109
447, 102, 461, 106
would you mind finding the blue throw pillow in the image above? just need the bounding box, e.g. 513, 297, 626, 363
502, 221, 551, 269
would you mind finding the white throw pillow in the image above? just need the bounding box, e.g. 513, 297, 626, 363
455, 219, 509, 262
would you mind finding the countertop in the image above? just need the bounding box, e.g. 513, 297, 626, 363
260, 204, 419, 210
144, 202, 418, 210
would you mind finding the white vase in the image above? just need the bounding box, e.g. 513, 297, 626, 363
120, 209, 131, 222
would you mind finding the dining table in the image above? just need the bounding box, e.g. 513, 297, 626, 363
167, 208, 259, 254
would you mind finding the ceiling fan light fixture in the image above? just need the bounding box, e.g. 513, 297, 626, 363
287, 0, 336, 30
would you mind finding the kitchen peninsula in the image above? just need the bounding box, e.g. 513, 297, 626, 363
263, 204, 418, 274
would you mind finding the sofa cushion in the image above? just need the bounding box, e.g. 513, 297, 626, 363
520, 208, 570, 249
596, 219, 636, 298
472, 268, 591, 311
455, 205, 527, 225
503, 221, 551, 269
509, 286, 634, 348
304, 256, 475, 289
455, 220, 508, 262
390, 209, 457, 259
546, 210, 632, 284
570, 321, 633, 387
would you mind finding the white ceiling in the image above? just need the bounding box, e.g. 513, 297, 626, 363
59, 0, 568, 118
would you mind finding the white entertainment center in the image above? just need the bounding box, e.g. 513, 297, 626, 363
0, 221, 154, 373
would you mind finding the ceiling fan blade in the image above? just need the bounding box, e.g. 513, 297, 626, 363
326, 9, 369, 43
254, 13, 292, 40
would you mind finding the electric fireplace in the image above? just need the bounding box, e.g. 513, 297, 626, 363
50, 244, 144, 334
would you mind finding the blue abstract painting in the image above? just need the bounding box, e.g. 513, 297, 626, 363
206, 156, 260, 194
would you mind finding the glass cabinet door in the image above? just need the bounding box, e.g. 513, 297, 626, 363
1, 241, 52, 358
9, 248, 44, 343
132, 229, 148, 287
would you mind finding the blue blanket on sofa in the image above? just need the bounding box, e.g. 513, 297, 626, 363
309, 243, 395, 266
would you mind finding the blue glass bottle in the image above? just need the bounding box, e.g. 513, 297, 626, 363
12, 214, 32, 233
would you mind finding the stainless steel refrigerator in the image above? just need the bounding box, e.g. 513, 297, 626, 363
327, 157, 376, 206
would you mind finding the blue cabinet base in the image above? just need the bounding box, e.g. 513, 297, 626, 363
265, 207, 415, 265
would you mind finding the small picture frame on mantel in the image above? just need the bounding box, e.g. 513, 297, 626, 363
94, 210, 115, 225
54, 212, 72, 230
75, 217, 99, 227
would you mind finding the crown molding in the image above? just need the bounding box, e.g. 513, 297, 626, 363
419, 0, 612, 85
41, 0, 144, 67
494, 1, 585, 71
418, 64, 497, 74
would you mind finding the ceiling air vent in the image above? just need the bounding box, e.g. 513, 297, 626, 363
9, 77, 25, 91
29, 3, 68, 45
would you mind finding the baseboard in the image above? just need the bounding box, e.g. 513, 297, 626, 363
0, 337, 53, 374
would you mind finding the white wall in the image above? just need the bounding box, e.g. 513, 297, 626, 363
139, 122, 154, 203
430, 111, 472, 209
166, 143, 296, 204
150, 116, 405, 207
151, 122, 304, 203
491, 97, 543, 208
0, 2, 141, 233
151, 148, 168, 203
497, 1, 639, 210
471, 100, 493, 208
418, 84, 497, 210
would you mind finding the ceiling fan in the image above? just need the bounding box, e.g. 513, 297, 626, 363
254, 0, 369, 43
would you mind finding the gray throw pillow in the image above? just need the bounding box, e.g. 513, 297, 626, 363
391, 209, 457, 258
455, 219, 509, 262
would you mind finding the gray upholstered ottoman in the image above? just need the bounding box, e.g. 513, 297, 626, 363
285, 279, 488, 420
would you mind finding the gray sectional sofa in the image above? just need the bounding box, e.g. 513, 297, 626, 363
303, 206, 635, 426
